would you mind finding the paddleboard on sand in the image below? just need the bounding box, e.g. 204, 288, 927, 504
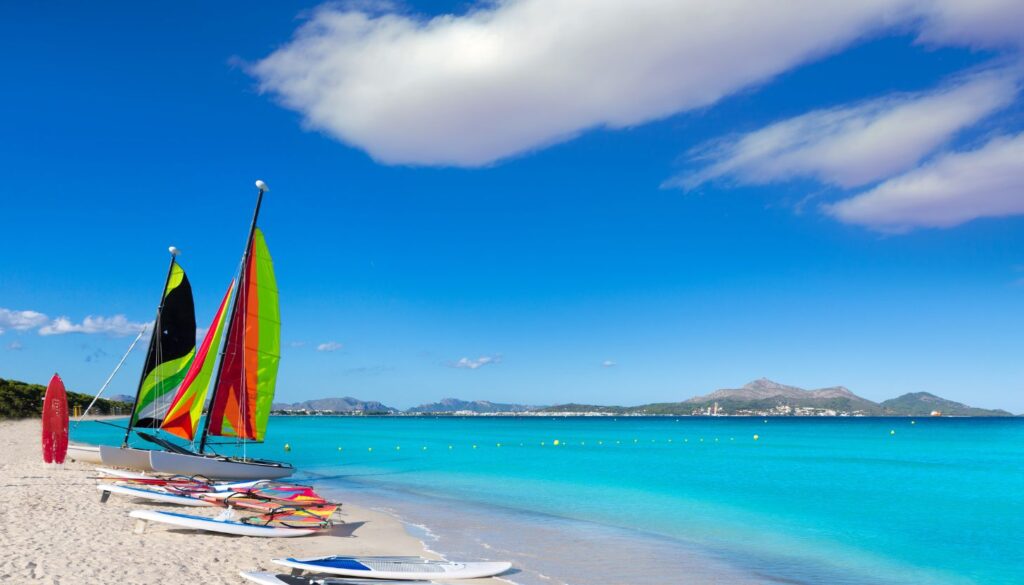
274, 557, 513, 580
42, 373, 69, 464
240, 572, 430, 585
129, 509, 324, 537
98, 483, 215, 506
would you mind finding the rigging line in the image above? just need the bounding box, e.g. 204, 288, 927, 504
74, 327, 146, 427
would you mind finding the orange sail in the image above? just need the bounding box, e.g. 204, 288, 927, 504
206, 228, 280, 441
160, 281, 234, 440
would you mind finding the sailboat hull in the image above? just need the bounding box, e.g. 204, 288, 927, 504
149, 450, 293, 480
99, 445, 156, 471
67, 442, 103, 465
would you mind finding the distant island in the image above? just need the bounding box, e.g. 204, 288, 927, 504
271, 378, 1015, 417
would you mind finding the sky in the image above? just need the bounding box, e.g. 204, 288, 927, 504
2, 1, 1023, 411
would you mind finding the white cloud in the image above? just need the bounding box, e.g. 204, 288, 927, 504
316, 341, 344, 352
38, 315, 150, 337
916, 0, 1024, 49
251, 1, 1024, 168
0, 308, 49, 334
673, 68, 1020, 190
6, 341, 24, 351
450, 355, 501, 369
289, 340, 308, 348
601, 360, 617, 368
825, 132, 1024, 231
252, 0, 929, 167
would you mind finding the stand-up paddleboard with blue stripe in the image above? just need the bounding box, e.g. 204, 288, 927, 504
129, 510, 320, 537
240, 572, 431, 585
273, 556, 512, 580
98, 483, 214, 506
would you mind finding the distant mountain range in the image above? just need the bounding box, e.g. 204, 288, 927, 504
538, 378, 1012, 416
265, 378, 1017, 417
406, 398, 538, 414
272, 397, 399, 414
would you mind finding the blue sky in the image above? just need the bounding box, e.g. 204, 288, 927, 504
2, 1, 1023, 411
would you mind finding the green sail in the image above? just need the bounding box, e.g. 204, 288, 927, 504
132, 261, 197, 428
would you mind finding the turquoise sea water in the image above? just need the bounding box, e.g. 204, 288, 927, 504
75, 417, 1024, 584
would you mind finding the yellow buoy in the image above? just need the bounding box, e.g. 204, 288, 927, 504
284, 443, 291, 452
448, 445, 453, 450
396, 446, 401, 450
911, 420, 916, 425
496, 443, 502, 448
753, 434, 759, 441
553, 439, 560, 446
368, 447, 373, 452
598, 440, 603, 445
423, 446, 428, 450
337, 447, 343, 452
890, 430, 896, 435
473, 444, 478, 449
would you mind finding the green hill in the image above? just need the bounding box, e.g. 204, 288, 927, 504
879, 392, 1011, 417
0, 377, 132, 419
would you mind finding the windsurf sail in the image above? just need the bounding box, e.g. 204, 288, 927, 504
206, 228, 280, 443
128, 258, 197, 431
160, 281, 235, 440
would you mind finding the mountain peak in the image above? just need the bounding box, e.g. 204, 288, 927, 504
743, 378, 791, 391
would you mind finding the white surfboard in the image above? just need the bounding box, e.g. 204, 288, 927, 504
273, 556, 513, 580
240, 572, 431, 585
129, 509, 319, 537
98, 483, 214, 506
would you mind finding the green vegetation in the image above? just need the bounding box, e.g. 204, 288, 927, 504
0, 377, 132, 419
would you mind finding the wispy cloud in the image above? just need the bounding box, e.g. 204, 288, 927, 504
6, 341, 24, 351
251, 1, 1022, 168
38, 315, 150, 337
601, 360, 617, 368
449, 355, 501, 370
0, 308, 49, 334
289, 340, 308, 348
672, 68, 1019, 190
825, 132, 1024, 231
316, 341, 344, 352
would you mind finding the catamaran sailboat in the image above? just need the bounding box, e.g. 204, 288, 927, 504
100, 180, 293, 480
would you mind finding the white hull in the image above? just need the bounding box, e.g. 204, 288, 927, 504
98, 484, 214, 506
240, 572, 428, 585
67, 442, 103, 464
99, 445, 155, 471
129, 510, 316, 537
149, 449, 293, 481
273, 557, 513, 580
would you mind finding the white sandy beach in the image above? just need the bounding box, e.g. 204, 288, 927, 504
0, 418, 507, 585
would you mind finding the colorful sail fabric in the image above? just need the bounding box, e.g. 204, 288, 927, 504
208, 228, 280, 441
160, 280, 235, 440
132, 261, 197, 428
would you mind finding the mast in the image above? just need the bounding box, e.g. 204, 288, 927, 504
198, 180, 269, 453
121, 247, 181, 448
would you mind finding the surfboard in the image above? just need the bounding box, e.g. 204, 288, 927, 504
98, 484, 215, 506
273, 557, 513, 580
129, 509, 322, 537
42, 373, 69, 464
240, 572, 430, 585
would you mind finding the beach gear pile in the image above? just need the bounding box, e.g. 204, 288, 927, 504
91, 467, 513, 583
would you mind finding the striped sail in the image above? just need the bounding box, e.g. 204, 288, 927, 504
132, 261, 196, 428
160, 280, 234, 440
207, 228, 280, 441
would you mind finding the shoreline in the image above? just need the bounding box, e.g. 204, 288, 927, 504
0, 418, 508, 585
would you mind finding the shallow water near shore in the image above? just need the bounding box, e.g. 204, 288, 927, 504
75, 416, 1024, 584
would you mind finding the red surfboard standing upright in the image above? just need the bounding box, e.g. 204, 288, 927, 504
42, 373, 69, 464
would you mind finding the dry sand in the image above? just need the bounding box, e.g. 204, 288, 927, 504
0, 418, 507, 585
